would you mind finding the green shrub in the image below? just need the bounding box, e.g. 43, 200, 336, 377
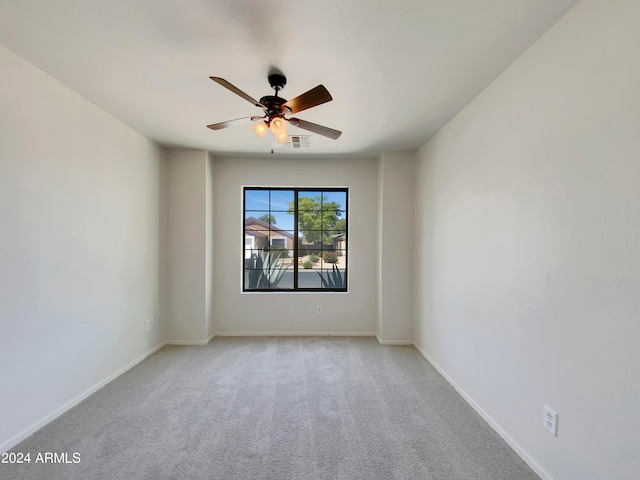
322, 251, 338, 264
247, 249, 290, 289
267, 245, 289, 258
309, 254, 320, 263
318, 264, 345, 288
302, 259, 314, 269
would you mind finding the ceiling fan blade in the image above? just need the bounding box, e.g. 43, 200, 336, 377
282, 85, 333, 114
287, 117, 342, 140
210, 77, 266, 110
207, 116, 264, 130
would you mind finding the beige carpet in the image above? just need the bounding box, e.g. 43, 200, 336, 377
3, 336, 540, 479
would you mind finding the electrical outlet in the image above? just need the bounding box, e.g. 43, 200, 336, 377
543, 405, 558, 436
145, 319, 151, 332
316, 305, 324, 316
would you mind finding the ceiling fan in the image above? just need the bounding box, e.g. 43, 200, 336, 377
206, 72, 342, 143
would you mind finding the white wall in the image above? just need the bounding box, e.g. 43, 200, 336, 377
211, 156, 378, 335
205, 152, 215, 339
377, 152, 414, 344
164, 149, 210, 343
158, 149, 170, 343
413, 1, 640, 479
0, 46, 164, 451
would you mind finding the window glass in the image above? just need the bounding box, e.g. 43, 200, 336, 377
243, 187, 348, 292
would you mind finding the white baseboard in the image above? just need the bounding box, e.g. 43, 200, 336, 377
412, 343, 554, 480
165, 332, 215, 346
1, 341, 166, 453
375, 334, 413, 345
214, 331, 377, 337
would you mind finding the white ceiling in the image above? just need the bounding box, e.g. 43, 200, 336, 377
0, 0, 579, 157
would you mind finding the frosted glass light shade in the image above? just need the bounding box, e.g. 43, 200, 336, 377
275, 132, 290, 144
252, 121, 268, 139
269, 117, 287, 136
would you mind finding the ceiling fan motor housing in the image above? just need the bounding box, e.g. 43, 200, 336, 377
263, 73, 289, 120
259, 95, 289, 119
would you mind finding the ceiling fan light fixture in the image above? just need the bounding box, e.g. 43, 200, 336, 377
252, 120, 268, 139
269, 117, 287, 136
275, 132, 290, 144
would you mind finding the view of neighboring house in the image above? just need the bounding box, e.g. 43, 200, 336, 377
244, 217, 348, 260
332, 233, 346, 256
244, 217, 297, 258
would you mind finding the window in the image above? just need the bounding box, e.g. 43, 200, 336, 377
270, 238, 285, 248
243, 187, 348, 292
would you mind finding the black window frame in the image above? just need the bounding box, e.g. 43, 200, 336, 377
243, 187, 348, 293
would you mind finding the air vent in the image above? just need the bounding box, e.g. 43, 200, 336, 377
283, 135, 311, 148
